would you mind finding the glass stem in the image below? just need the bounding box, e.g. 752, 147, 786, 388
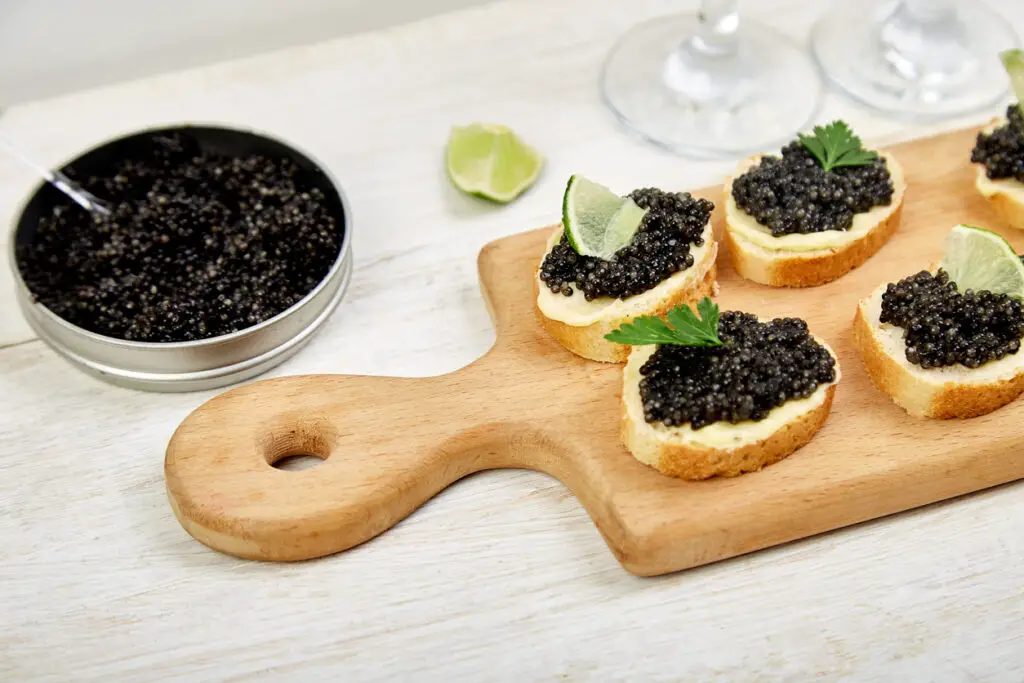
663, 0, 748, 107
877, 0, 964, 81
689, 0, 740, 58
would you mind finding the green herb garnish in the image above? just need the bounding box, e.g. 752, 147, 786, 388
604, 297, 723, 347
798, 120, 878, 173
1000, 49, 1024, 124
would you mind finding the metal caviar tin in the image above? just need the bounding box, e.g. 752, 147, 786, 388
7, 124, 352, 393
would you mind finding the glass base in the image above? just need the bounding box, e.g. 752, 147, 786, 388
600, 14, 823, 158
812, 0, 1020, 119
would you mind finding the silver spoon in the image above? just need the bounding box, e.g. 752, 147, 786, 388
0, 135, 112, 216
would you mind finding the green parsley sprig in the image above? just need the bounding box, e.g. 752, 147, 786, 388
604, 297, 723, 347
798, 120, 878, 173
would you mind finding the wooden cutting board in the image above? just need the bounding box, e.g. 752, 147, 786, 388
165, 124, 1024, 577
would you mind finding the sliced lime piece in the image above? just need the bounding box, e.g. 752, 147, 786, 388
561, 175, 647, 259
940, 224, 1024, 299
1001, 49, 1024, 118
445, 123, 544, 203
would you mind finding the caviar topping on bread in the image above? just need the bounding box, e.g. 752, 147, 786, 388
970, 51, 1024, 231
853, 225, 1024, 419
535, 177, 718, 363
972, 112, 1024, 231
723, 120, 905, 288
613, 299, 840, 480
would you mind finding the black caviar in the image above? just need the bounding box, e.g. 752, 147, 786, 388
539, 189, 712, 300
16, 132, 341, 343
880, 270, 1024, 369
639, 313, 836, 429
731, 140, 894, 236
971, 104, 1024, 182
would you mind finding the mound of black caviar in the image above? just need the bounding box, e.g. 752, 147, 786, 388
731, 141, 894, 236
879, 270, 1024, 369
971, 104, 1024, 182
639, 313, 836, 429
16, 132, 342, 343
539, 189, 712, 300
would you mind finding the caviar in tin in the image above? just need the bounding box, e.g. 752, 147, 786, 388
879, 269, 1024, 369
539, 189, 712, 300
638, 313, 836, 429
731, 140, 894, 236
16, 132, 342, 343
971, 104, 1024, 182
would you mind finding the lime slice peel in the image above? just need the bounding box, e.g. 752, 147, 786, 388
562, 175, 647, 260
445, 123, 544, 204
940, 224, 1024, 300
1001, 49, 1024, 122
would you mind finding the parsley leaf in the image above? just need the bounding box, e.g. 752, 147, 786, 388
604, 297, 723, 348
798, 120, 878, 173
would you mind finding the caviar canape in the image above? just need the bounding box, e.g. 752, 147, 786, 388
609, 298, 840, 480
971, 50, 1024, 231
535, 175, 718, 363
853, 224, 1024, 419
723, 120, 905, 288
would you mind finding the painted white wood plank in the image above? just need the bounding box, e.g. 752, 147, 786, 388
0, 0, 499, 105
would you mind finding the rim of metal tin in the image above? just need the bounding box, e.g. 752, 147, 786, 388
14, 255, 353, 393
7, 121, 353, 392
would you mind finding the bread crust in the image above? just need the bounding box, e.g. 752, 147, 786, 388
985, 189, 1024, 231
534, 225, 719, 363
723, 203, 904, 288
973, 117, 1024, 232
852, 285, 1024, 419
622, 387, 836, 479
974, 165, 1024, 232
723, 151, 906, 288
620, 341, 840, 480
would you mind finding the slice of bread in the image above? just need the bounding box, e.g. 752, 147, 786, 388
620, 340, 840, 480
534, 223, 718, 363
974, 119, 1024, 231
853, 282, 1024, 419
723, 151, 906, 288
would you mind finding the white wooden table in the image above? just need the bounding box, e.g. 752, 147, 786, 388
3, 1, 1024, 680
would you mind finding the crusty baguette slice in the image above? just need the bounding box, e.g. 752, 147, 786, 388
723, 151, 906, 288
852, 282, 1024, 419
974, 119, 1024, 231
620, 341, 840, 480
534, 223, 718, 363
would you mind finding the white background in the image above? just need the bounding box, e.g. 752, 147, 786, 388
0, 0, 494, 104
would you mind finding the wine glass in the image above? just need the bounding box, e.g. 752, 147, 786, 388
812, 0, 1020, 118
599, 0, 823, 157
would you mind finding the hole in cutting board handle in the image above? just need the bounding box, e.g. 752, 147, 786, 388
258, 415, 338, 468
272, 454, 325, 471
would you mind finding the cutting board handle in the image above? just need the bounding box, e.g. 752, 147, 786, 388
164, 365, 579, 561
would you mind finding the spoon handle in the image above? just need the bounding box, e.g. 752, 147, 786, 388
0, 134, 111, 215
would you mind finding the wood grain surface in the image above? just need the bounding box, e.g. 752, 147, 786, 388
165, 123, 1024, 576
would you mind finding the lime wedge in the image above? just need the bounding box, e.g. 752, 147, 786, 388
445, 123, 543, 203
562, 175, 647, 259
940, 224, 1024, 299
1001, 49, 1024, 116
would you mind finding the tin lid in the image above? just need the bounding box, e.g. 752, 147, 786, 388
8, 124, 353, 393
